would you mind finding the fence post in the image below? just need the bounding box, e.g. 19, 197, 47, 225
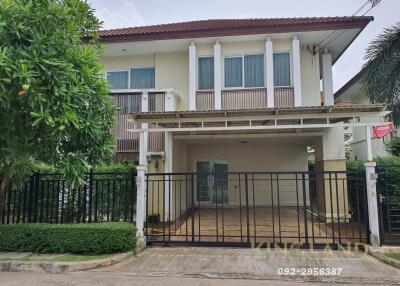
136, 166, 146, 249
365, 162, 380, 246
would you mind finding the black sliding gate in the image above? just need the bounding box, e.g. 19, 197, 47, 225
377, 165, 400, 245
145, 171, 369, 248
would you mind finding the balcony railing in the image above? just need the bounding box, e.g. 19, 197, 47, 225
196, 91, 214, 111
274, 87, 294, 108
112, 92, 142, 153
111, 90, 178, 153
222, 88, 267, 110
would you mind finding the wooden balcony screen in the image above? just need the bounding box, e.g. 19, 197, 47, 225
112, 93, 142, 152
196, 91, 215, 111
274, 87, 294, 108
222, 88, 267, 110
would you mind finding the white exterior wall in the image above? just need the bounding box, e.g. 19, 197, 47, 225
301, 49, 320, 106
155, 52, 189, 110
102, 39, 321, 110
184, 142, 309, 206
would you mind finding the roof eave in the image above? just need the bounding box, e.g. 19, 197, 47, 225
99, 18, 373, 44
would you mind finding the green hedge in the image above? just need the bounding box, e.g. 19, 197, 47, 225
33, 162, 136, 174
309, 156, 400, 172
0, 223, 136, 255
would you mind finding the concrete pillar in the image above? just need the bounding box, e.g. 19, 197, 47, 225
165, 90, 176, 112
136, 165, 146, 248
265, 38, 274, 108
292, 36, 302, 107
164, 132, 173, 221
314, 127, 348, 222
322, 50, 334, 106
365, 162, 380, 246
139, 92, 148, 166
214, 41, 222, 110
365, 126, 380, 246
189, 42, 196, 110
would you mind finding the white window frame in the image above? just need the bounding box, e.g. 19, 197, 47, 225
193, 158, 229, 205
105, 69, 130, 91
130, 67, 156, 89
197, 55, 214, 91
222, 53, 265, 90
105, 66, 156, 92
272, 51, 293, 88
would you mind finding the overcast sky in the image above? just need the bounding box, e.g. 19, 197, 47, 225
88, 0, 399, 91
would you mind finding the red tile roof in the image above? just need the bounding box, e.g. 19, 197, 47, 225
99, 16, 373, 43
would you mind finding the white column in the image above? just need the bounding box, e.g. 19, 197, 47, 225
365, 127, 380, 246
214, 41, 222, 110
139, 92, 148, 166
164, 132, 173, 221
189, 42, 196, 110
292, 36, 302, 107
265, 38, 274, 108
136, 165, 146, 248
366, 126, 373, 162
365, 162, 380, 246
165, 90, 175, 112
164, 88, 174, 221
322, 50, 334, 106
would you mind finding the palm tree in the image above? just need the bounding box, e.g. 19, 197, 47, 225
362, 22, 400, 124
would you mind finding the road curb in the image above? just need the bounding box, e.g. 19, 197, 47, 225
0, 252, 133, 273
369, 246, 400, 269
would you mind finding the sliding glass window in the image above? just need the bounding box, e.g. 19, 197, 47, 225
107, 71, 129, 90
224, 54, 264, 88
273, 52, 291, 87
198, 57, 214, 90
130, 67, 155, 89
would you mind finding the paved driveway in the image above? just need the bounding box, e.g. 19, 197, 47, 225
1, 247, 400, 285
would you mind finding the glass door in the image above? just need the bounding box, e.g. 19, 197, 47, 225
196, 160, 228, 204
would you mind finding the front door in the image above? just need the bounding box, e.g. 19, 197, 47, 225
196, 160, 228, 204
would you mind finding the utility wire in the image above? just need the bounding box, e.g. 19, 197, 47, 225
315, 0, 381, 52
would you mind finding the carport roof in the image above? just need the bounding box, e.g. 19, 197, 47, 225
127, 104, 389, 133
130, 104, 387, 121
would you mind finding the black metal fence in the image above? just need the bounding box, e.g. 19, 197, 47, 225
377, 165, 400, 245
0, 170, 137, 224
145, 171, 369, 248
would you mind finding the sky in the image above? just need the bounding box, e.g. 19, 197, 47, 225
88, 0, 399, 92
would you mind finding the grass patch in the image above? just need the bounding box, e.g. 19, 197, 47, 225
55, 254, 108, 262
384, 253, 400, 260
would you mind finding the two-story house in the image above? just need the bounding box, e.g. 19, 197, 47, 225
99, 17, 388, 247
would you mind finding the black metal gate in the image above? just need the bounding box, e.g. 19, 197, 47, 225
0, 171, 137, 224
377, 165, 400, 245
145, 171, 369, 248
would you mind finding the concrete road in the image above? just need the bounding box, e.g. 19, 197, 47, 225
1, 247, 400, 285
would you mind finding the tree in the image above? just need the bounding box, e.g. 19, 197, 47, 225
387, 136, 400, 157
362, 22, 400, 124
0, 0, 116, 205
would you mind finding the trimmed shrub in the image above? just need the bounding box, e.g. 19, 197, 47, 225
95, 162, 136, 173
0, 223, 136, 255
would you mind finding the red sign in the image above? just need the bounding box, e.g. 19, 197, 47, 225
372, 123, 394, 138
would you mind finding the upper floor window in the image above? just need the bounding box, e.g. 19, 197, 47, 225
198, 57, 214, 90
130, 68, 155, 89
273, 52, 291, 87
107, 71, 129, 90
107, 67, 155, 90
224, 54, 264, 88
